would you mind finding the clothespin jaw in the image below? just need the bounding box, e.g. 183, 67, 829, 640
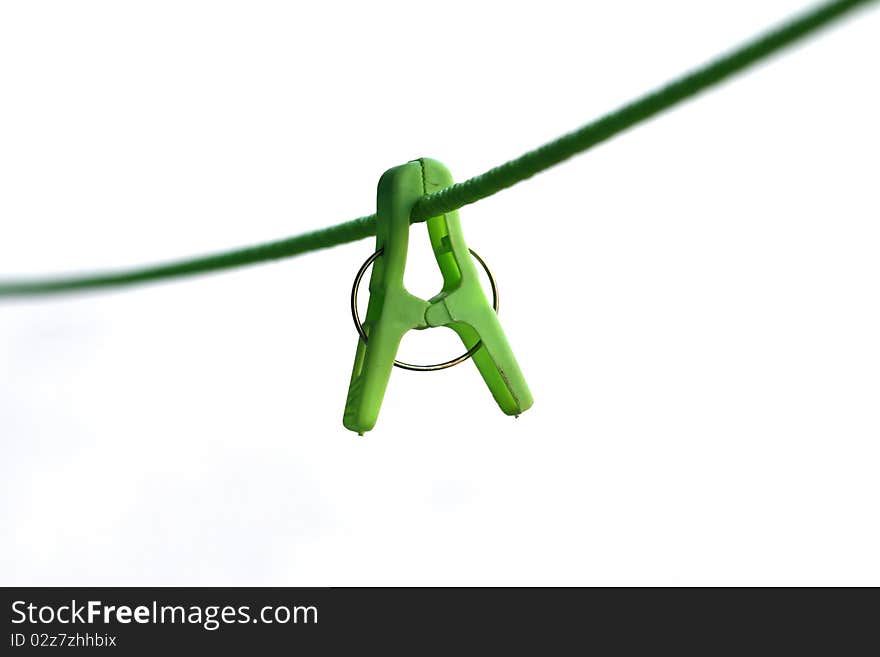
343, 158, 532, 434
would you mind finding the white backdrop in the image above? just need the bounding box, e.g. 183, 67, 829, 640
1, 1, 878, 586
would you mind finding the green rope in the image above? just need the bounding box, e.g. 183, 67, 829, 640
0, 216, 375, 296
411, 0, 877, 222
1, 0, 875, 298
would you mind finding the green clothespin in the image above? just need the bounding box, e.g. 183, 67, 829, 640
343, 158, 533, 434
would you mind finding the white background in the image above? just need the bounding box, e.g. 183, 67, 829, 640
1, 1, 878, 586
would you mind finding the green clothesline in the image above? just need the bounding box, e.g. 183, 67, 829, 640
0, 0, 875, 298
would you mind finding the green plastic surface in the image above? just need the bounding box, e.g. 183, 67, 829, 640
343, 158, 533, 434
